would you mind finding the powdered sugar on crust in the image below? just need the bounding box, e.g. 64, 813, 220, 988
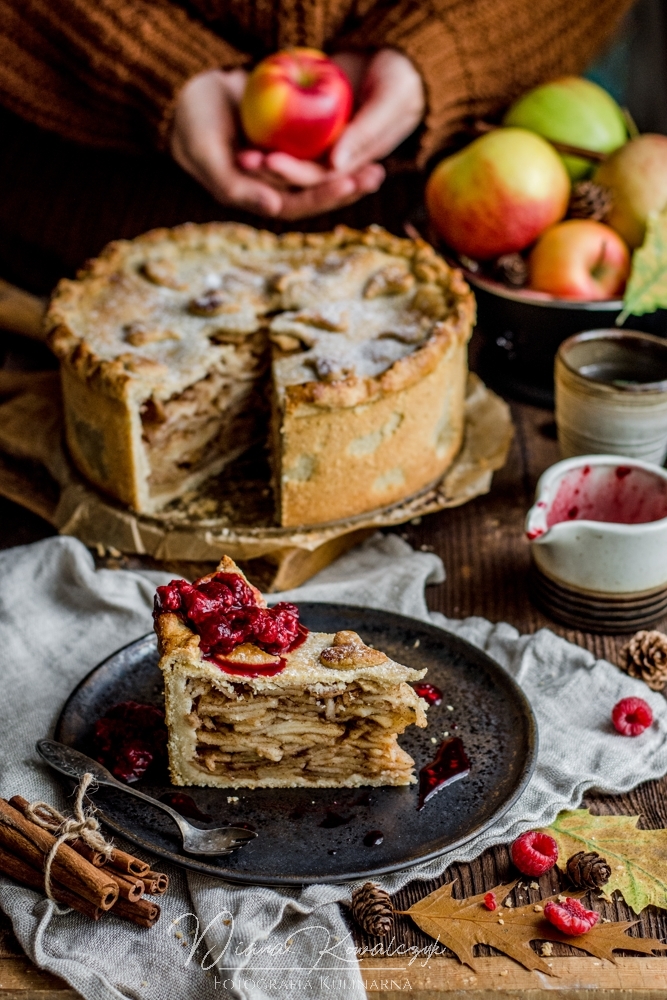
271, 295, 432, 389
46, 223, 472, 403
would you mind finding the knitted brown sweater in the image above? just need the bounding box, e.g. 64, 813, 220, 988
0, 0, 633, 164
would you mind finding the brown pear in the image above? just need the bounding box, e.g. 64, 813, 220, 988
595, 134, 667, 248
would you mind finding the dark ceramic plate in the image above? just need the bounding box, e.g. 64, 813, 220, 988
54, 605, 537, 886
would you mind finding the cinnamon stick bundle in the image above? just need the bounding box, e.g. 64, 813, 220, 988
0, 799, 118, 910
143, 871, 169, 895
113, 896, 161, 928
0, 845, 102, 920
4, 794, 166, 926
8, 798, 108, 869
9, 797, 150, 879
0, 843, 159, 927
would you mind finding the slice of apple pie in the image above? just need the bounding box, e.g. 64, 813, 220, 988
153, 557, 428, 788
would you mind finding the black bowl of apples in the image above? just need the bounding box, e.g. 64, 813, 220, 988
456, 267, 666, 410
411, 78, 667, 407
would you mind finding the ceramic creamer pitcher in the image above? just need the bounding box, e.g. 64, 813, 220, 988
526, 455, 667, 595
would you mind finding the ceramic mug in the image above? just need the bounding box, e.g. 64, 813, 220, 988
555, 329, 667, 464
525, 455, 667, 594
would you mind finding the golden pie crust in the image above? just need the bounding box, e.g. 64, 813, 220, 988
46, 223, 475, 526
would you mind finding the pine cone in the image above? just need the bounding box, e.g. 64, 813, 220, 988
567, 180, 613, 222
566, 851, 612, 890
350, 882, 394, 937
492, 252, 528, 287
622, 630, 667, 690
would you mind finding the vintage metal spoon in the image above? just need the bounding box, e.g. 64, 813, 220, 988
36, 739, 257, 856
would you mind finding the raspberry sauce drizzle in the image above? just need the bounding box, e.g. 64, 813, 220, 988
93, 701, 167, 784
418, 736, 470, 810
413, 682, 443, 706
154, 572, 307, 676
212, 656, 289, 677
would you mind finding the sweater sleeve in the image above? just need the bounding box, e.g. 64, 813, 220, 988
0, 0, 250, 152
340, 0, 635, 165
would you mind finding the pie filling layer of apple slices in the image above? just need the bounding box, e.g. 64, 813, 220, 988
186, 677, 425, 788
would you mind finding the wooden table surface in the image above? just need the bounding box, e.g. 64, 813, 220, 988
1, 106, 666, 997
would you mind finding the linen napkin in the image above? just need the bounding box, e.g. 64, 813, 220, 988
1, 533, 666, 1000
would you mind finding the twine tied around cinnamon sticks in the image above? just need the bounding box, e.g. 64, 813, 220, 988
0, 790, 167, 926
24, 773, 114, 906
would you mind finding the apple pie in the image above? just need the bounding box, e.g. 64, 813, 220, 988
47, 223, 474, 526
153, 556, 428, 788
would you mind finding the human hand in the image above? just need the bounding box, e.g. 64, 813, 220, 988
171, 68, 385, 219
330, 48, 425, 173
239, 49, 425, 196
171, 69, 282, 216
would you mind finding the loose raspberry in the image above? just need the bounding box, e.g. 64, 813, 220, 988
612, 697, 653, 736
510, 830, 559, 876
544, 897, 599, 936
483, 892, 497, 911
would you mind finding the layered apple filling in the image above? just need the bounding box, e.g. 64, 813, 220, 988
139, 335, 268, 499
154, 559, 429, 789
185, 676, 425, 787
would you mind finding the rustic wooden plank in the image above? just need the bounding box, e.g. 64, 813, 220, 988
0, 458, 58, 525
0, 915, 21, 960
0, 960, 69, 992
360, 955, 667, 997
0, 994, 78, 999
0, 280, 46, 342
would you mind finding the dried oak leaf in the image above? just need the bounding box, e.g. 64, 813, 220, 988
401, 879, 666, 976
543, 809, 667, 914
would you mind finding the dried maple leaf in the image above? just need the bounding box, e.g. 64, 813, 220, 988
402, 880, 666, 976
543, 809, 667, 915
617, 206, 667, 324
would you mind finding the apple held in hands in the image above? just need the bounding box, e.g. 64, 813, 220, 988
528, 219, 630, 300
425, 128, 570, 260
240, 48, 353, 161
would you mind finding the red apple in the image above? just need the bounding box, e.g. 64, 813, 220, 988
528, 219, 630, 300
240, 48, 353, 161
425, 128, 570, 260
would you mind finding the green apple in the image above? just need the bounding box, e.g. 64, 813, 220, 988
503, 76, 627, 180
595, 134, 667, 248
